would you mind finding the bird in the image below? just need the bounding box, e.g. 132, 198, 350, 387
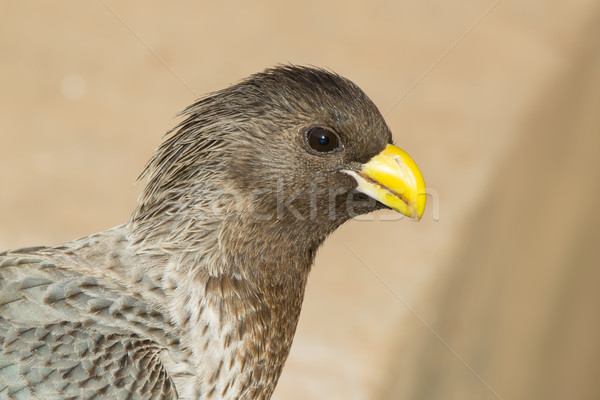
0, 65, 425, 400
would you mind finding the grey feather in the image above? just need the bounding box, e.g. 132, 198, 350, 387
1, 232, 178, 400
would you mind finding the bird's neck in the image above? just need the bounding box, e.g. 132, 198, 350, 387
128, 214, 322, 399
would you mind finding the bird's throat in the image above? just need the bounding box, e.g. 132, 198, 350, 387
131, 208, 325, 398
167, 257, 309, 399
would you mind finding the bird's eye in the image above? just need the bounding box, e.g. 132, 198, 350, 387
306, 127, 340, 153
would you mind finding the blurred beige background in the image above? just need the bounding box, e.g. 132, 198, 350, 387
1, 1, 599, 399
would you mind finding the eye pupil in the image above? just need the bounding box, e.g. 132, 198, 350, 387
318, 135, 329, 146
306, 127, 339, 153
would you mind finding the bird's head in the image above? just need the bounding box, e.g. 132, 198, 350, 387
131, 66, 425, 270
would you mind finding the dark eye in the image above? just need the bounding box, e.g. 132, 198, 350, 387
306, 127, 340, 153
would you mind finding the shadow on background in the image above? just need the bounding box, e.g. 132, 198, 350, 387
377, 11, 600, 400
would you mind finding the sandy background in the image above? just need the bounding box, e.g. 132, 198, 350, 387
1, 1, 599, 399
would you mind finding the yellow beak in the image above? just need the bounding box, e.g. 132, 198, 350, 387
343, 144, 426, 221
